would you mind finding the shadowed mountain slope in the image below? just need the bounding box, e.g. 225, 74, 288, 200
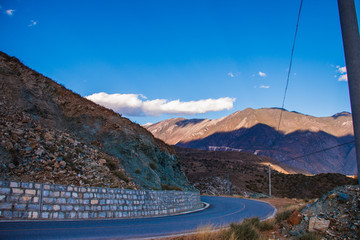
146, 109, 355, 175
0, 51, 193, 191
176, 147, 357, 199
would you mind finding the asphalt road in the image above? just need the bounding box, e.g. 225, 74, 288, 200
0, 196, 276, 240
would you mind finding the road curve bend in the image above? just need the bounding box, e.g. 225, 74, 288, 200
0, 196, 276, 239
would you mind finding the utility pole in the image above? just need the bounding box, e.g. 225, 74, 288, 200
338, 0, 360, 191
268, 164, 271, 197
226, 173, 230, 195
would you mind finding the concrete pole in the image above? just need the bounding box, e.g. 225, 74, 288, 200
338, 0, 360, 190
268, 164, 271, 197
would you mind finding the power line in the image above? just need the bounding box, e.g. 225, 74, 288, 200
268, 0, 304, 196
272, 140, 355, 164
269, 0, 354, 167
274, 0, 304, 144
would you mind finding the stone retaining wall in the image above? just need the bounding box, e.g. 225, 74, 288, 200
0, 181, 202, 220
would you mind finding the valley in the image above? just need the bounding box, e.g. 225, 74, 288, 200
176, 147, 357, 199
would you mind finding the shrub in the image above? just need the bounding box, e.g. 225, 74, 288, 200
297, 232, 322, 240
243, 217, 260, 227
135, 169, 141, 174
276, 210, 293, 223
161, 184, 182, 191
149, 162, 157, 170
114, 170, 129, 183
227, 220, 260, 240
258, 219, 275, 231
105, 160, 117, 171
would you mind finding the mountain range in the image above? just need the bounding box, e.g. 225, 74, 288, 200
145, 108, 356, 175
0, 51, 193, 191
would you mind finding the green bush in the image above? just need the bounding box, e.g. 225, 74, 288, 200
135, 169, 141, 174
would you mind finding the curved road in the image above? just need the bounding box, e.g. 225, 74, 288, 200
0, 196, 275, 239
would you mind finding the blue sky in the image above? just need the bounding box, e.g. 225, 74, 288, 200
1, 0, 358, 125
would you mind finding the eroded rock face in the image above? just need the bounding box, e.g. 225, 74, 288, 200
0, 51, 193, 191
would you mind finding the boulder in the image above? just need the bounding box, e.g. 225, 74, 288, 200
337, 193, 350, 203
59, 161, 66, 168
308, 217, 330, 232
287, 211, 302, 226
99, 159, 107, 166
42, 132, 55, 142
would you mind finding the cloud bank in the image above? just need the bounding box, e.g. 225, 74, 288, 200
86, 92, 235, 117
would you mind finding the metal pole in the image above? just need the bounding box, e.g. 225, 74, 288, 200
226, 173, 230, 195
338, 0, 360, 190
268, 164, 271, 197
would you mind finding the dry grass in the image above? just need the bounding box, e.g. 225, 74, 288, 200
191, 225, 223, 240
161, 224, 225, 240
257, 197, 308, 213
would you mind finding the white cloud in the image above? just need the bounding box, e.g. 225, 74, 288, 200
338, 66, 346, 74
6, 9, 15, 16
28, 20, 37, 27
336, 66, 348, 82
259, 85, 270, 89
85, 92, 235, 117
85, 93, 144, 116
227, 72, 235, 78
258, 71, 266, 77
338, 74, 348, 82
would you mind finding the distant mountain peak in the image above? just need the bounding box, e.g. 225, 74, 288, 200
332, 111, 351, 119
145, 108, 355, 175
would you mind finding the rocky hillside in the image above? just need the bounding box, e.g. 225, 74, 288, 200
0, 51, 193, 191
176, 147, 356, 199
285, 185, 359, 239
146, 108, 356, 175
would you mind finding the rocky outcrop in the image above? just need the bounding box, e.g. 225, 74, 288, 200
0, 51, 193, 191
287, 185, 360, 239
